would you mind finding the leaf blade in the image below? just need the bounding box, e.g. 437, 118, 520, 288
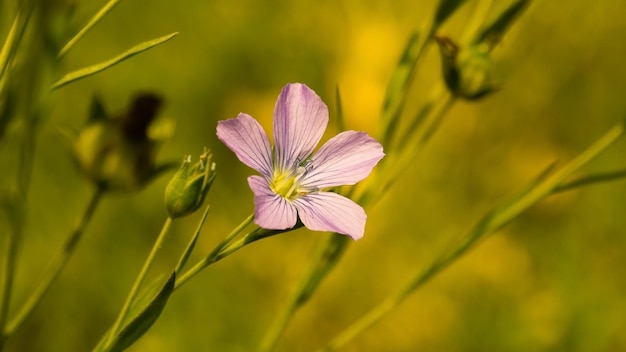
52, 32, 179, 90
95, 272, 176, 352
58, 0, 122, 58
474, 0, 530, 49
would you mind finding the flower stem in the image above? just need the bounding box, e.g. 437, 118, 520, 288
174, 205, 211, 274
259, 234, 350, 352
174, 213, 254, 290
320, 236, 472, 352
107, 216, 174, 343
381, 92, 455, 199
0, 198, 22, 350
3, 186, 104, 339
320, 119, 626, 351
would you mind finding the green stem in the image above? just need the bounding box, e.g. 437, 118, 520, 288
174, 205, 211, 274
554, 168, 626, 193
0, 6, 38, 349
0, 235, 15, 339
320, 120, 625, 351
212, 227, 285, 262
174, 214, 254, 290
321, 232, 475, 352
380, 19, 437, 150
0, 199, 22, 350
107, 216, 173, 343
380, 92, 455, 202
4, 187, 104, 337
259, 234, 350, 352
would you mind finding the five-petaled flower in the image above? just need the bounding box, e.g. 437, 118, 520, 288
216, 83, 384, 240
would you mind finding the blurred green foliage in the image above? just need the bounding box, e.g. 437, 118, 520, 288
2, 0, 626, 351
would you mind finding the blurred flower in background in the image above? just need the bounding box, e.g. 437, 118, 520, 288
71, 93, 174, 191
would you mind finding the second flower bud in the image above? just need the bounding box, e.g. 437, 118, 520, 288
165, 149, 216, 218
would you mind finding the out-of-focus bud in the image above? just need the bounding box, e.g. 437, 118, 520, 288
165, 149, 216, 218
435, 36, 499, 100
71, 93, 174, 191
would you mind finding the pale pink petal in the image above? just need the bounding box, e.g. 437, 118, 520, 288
248, 175, 297, 230
273, 83, 328, 173
217, 113, 273, 177
300, 131, 384, 189
292, 192, 366, 240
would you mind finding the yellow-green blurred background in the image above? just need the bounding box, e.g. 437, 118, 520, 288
2, 0, 626, 351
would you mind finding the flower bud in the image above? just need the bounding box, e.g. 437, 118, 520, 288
435, 36, 499, 100
165, 149, 216, 218
71, 93, 174, 191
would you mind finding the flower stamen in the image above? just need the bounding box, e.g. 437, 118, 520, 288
270, 159, 313, 199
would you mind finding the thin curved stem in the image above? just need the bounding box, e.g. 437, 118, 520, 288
211, 227, 288, 263
107, 216, 174, 343
4, 186, 104, 337
320, 237, 470, 352
380, 93, 455, 200
174, 205, 211, 274
259, 234, 349, 352
320, 120, 626, 351
0, 198, 22, 350
174, 214, 254, 290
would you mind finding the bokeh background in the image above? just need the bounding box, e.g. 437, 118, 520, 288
2, 0, 626, 351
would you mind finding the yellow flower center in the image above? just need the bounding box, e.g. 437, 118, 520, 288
270, 163, 310, 199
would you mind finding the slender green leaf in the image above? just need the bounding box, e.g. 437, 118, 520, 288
175, 205, 211, 273
488, 121, 623, 230
95, 272, 176, 352
0, 5, 32, 98
554, 168, 626, 193
334, 86, 345, 132
58, 0, 122, 58
474, 0, 530, 49
380, 32, 420, 145
51, 32, 179, 90
434, 0, 469, 27
0, 8, 26, 80
0, 14, 19, 80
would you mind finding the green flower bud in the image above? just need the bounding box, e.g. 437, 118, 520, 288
71, 93, 174, 191
435, 36, 499, 100
165, 149, 216, 218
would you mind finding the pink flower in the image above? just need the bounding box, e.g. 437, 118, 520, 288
216, 83, 384, 240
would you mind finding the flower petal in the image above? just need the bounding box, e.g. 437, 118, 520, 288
301, 131, 384, 189
273, 83, 328, 173
293, 192, 366, 240
248, 175, 297, 230
216, 113, 273, 177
